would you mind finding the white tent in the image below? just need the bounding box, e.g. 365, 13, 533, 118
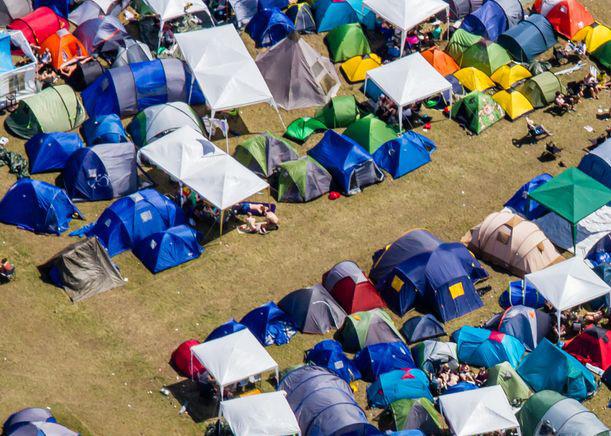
439, 385, 520, 436
175, 25, 284, 127
220, 392, 301, 436
365, 53, 452, 131
191, 329, 279, 400
525, 257, 611, 338
143, 0, 212, 22
68, 0, 129, 25
362, 0, 449, 55
0, 30, 38, 109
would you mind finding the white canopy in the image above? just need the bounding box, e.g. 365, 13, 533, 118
138, 126, 268, 210
365, 53, 452, 130
143, 0, 211, 21
191, 329, 278, 395
220, 392, 301, 436
439, 385, 520, 436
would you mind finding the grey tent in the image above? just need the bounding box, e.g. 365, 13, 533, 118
112, 38, 153, 68
578, 138, 611, 189
498, 14, 556, 62
44, 237, 125, 302
256, 33, 340, 110
494, 0, 524, 28
445, 0, 482, 19
234, 133, 299, 178
411, 340, 458, 374
486, 305, 551, 351
275, 156, 333, 203
228, 0, 257, 27
7, 422, 77, 436
0, 0, 32, 25
278, 284, 347, 334
401, 314, 446, 344
69, 0, 128, 26
516, 71, 563, 108
74, 15, 128, 55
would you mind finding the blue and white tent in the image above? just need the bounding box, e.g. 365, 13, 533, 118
578, 138, 611, 189
246, 7, 294, 47
240, 301, 297, 346
460, 0, 524, 41
82, 114, 129, 146
372, 131, 436, 179
25, 132, 84, 174
133, 224, 203, 273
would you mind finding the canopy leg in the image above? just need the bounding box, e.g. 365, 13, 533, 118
400, 29, 407, 57
398, 106, 403, 132
557, 309, 562, 343
272, 101, 286, 130
219, 209, 224, 245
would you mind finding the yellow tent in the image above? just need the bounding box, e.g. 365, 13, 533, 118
454, 67, 495, 92
492, 90, 533, 120
573, 23, 611, 53
341, 53, 382, 83
490, 64, 532, 90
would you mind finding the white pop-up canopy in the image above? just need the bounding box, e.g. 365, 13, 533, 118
143, 0, 212, 22
362, 0, 449, 55
365, 53, 452, 131
175, 25, 284, 127
191, 329, 279, 399
439, 385, 520, 436
220, 392, 301, 436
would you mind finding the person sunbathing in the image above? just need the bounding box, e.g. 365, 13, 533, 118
458, 364, 476, 384
238, 213, 266, 234
526, 116, 552, 137
262, 205, 279, 231
554, 92, 572, 112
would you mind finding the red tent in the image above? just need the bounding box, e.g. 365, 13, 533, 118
8, 7, 68, 46
563, 326, 611, 370
170, 339, 205, 378
322, 260, 386, 314
533, 0, 594, 38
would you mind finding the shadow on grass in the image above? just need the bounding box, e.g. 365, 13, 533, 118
166, 379, 218, 424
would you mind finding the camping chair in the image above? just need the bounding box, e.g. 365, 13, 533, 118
538, 142, 563, 162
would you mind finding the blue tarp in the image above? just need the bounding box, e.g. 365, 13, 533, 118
354, 342, 415, 382
452, 326, 525, 368
246, 8, 295, 47
305, 339, 361, 383
442, 381, 479, 394
82, 114, 129, 146
578, 138, 611, 189
499, 279, 547, 309
205, 319, 246, 342
372, 132, 436, 178
366, 369, 432, 408
498, 14, 556, 62
240, 301, 297, 346
133, 224, 203, 273
25, 133, 84, 174
0, 33, 14, 73
504, 173, 553, 220
0, 179, 81, 235
461, 0, 508, 41
313, 0, 358, 32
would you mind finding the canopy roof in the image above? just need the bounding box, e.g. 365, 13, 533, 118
142, 0, 211, 21
362, 0, 448, 31
138, 126, 268, 210
191, 329, 278, 387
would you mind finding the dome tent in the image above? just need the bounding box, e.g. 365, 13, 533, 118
39, 29, 88, 70
326, 23, 371, 63
372, 131, 436, 179
25, 132, 84, 174
498, 14, 556, 62
533, 0, 594, 39
460, 0, 524, 42
490, 63, 532, 89
452, 325, 525, 368
400, 314, 446, 344
341, 53, 382, 83
593, 40, 611, 70
367, 369, 432, 408
504, 173, 554, 220
411, 340, 458, 374
170, 339, 205, 378
285, 117, 327, 142
446, 29, 482, 63
495, 89, 534, 120
354, 341, 415, 382
572, 22, 611, 53
483, 361, 533, 406
315, 95, 359, 128
578, 138, 611, 189
312, 0, 359, 33
246, 7, 295, 48
82, 114, 128, 146
491, 305, 552, 352
337, 308, 403, 352
133, 224, 203, 273
453, 67, 496, 91
305, 339, 361, 382
234, 133, 299, 178
421, 47, 460, 76
286, 2, 315, 33
3, 408, 55, 434
112, 38, 153, 68
451, 91, 504, 134
205, 319, 246, 342
389, 398, 447, 434
274, 156, 333, 203
516, 71, 563, 108
460, 39, 511, 76
7, 7, 68, 46
73, 15, 127, 55
343, 114, 397, 154
563, 326, 611, 370
0, 0, 32, 25
240, 301, 297, 346
445, 0, 483, 19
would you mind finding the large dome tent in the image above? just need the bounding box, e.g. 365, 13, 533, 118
460, 0, 524, 41
498, 14, 556, 62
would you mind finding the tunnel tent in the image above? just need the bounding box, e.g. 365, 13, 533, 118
112, 38, 153, 68
274, 156, 332, 203
64, 58, 106, 92
0, 0, 32, 25
516, 71, 563, 108
234, 133, 299, 178
446, 29, 482, 63
498, 14, 556, 62
445, 0, 483, 19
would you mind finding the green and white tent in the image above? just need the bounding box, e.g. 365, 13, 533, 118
450, 91, 504, 134
483, 361, 532, 407
389, 398, 447, 434
343, 114, 398, 154
234, 133, 299, 178
326, 23, 371, 63
516, 71, 563, 108
275, 156, 332, 202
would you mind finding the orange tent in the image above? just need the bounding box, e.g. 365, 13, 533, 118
533, 0, 594, 39
421, 47, 459, 76
39, 29, 88, 70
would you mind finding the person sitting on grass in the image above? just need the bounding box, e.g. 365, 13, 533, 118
554, 91, 573, 112
526, 116, 552, 138
238, 212, 266, 234
583, 73, 601, 99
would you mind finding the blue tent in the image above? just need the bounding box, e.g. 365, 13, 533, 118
33, 0, 71, 17
133, 225, 203, 273
587, 234, 611, 267
366, 369, 432, 408
71, 189, 185, 256
259, 0, 288, 9
354, 342, 415, 382
82, 114, 129, 146
3, 408, 57, 434
308, 130, 383, 195
578, 138, 611, 189
305, 339, 361, 383
460, 0, 523, 41
400, 314, 446, 344
246, 8, 295, 47
0, 33, 13, 73
346, 0, 376, 29
442, 381, 479, 394
331, 423, 384, 436
499, 279, 546, 309
0, 179, 81, 235
517, 339, 597, 401
370, 229, 488, 321
313, 0, 358, 32
444, 74, 466, 100
240, 301, 297, 346
205, 319, 246, 342
504, 173, 553, 220
498, 14, 556, 62
372, 132, 436, 179
62, 142, 139, 201
25, 132, 84, 174
452, 326, 525, 368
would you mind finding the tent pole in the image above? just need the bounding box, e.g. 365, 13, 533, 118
400, 29, 407, 57
557, 309, 561, 343
572, 223, 577, 256
219, 209, 224, 245
157, 20, 164, 52
209, 110, 216, 140
364, 78, 368, 97
272, 101, 286, 130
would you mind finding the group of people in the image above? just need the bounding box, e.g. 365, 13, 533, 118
237, 204, 280, 235
432, 363, 488, 394
32, 44, 92, 89
375, 94, 427, 127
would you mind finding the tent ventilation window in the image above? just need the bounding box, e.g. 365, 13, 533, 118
496, 226, 511, 244
320, 74, 335, 94
536, 242, 545, 252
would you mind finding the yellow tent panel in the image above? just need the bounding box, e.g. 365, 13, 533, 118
454, 67, 495, 91
492, 90, 533, 120
341, 53, 382, 83
490, 64, 532, 89
573, 23, 611, 53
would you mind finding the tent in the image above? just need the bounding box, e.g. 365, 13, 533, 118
0, 0, 31, 25
533, 0, 594, 38
587, 233, 611, 267
286, 2, 316, 33
483, 361, 533, 406
573, 22, 611, 53
517, 71, 563, 108
445, 0, 482, 19
490, 64, 532, 89
308, 130, 384, 195
504, 173, 553, 220
170, 339, 205, 378
593, 40, 611, 70
82, 59, 204, 119
205, 319, 246, 342
127, 102, 204, 149
305, 339, 361, 382
462, 210, 563, 277
246, 7, 294, 48
112, 38, 153, 69
240, 301, 297, 346
45, 237, 125, 302
498, 14, 556, 62
278, 284, 346, 333
452, 326, 525, 368
343, 115, 397, 154
256, 32, 340, 110
460, 0, 524, 41
140, 0, 213, 46
274, 156, 333, 203
220, 392, 300, 436
369, 229, 488, 320
446, 29, 482, 63
400, 314, 446, 344
312, 0, 358, 33
0, 178, 80, 235
63, 142, 139, 202
234, 133, 298, 178
341, 54, 382, 83
64, 59, 106, 92
337, 308, 403, 352
133, 225, 203, 273
326, 23, 370, 63
453, 67, 495, 91
517, 338, 597, 401
365, 53, 452, 131
25, 132, 84, 174
7, 7, 68, 46
493, 305, 552, 352
3, 421, 77, 435
39, 29, 88, 70
421, 47, 459, 77
563, 326, 611, 370
73, 15, 127, 55
439, 385, 520, 436
69, 0, 129, 26
499, 279, 547, 309
444, 74, 466, 99
0, 30, 38, 107
285, 117, 327, 142
450, 91, 504, 134
82, 114, 128, 146
322, 260, 386, 313
389, 398, 446, 434
517, 390, 609, 436
578, 138, 611, 189
411, 340, 458, 374
5, 85, 86, 139
315, 95, 359, 128
3, 408, 56, 434
372, 131, 436, 179
460, 40, 511, 76
367, 369, 432, 408
354, 341, 415, 382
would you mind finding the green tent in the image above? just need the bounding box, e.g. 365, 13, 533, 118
461, 40, 511, 76
337, 309, 403, 352
343, 114, 397, 154
275, 156, 332, 202
315, 95, 359, 128
5, 85, 86, 139
285, 117, 328, 142
528, 167, 611, 251
593, 40, 611, 70
516, 72, 563, 108
451, 91, 505, 134
389, 398, 446, 433
446, 29, 482, 63
234, 132, 299, 178
484, 362, 533, 407
326, 23, 371, 63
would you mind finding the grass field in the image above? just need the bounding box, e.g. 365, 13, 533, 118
0, 1, 610, 434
